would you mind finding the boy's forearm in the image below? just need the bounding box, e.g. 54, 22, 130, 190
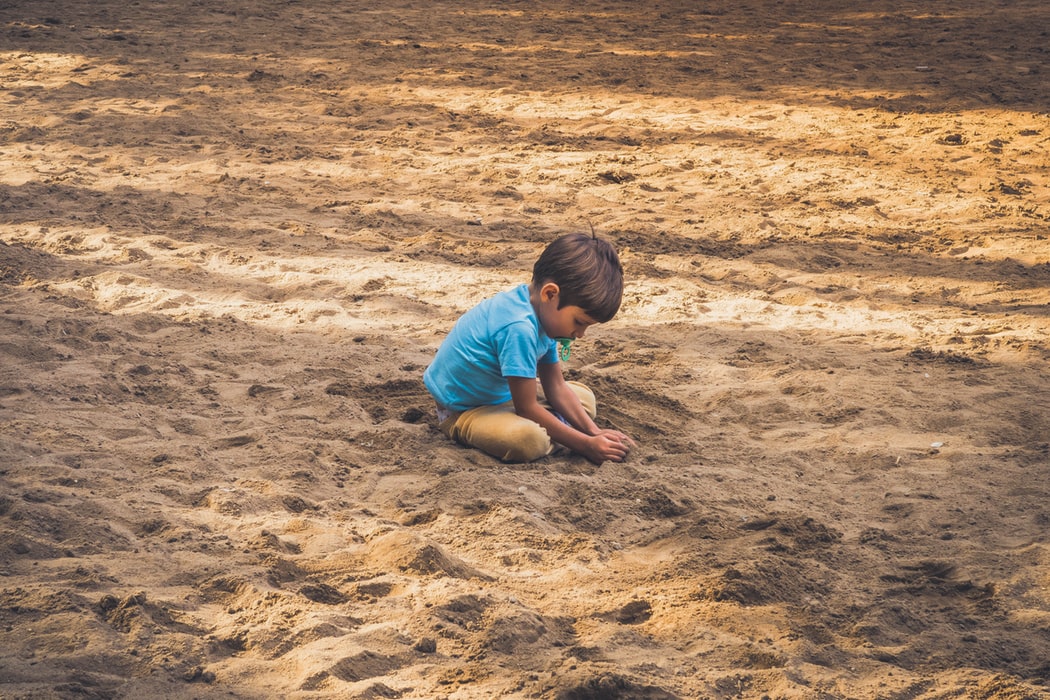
538, 369, 599, 436
546, 388, 600, 436
514, 389, 633, 464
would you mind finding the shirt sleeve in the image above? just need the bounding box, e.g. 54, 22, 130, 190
494, 320, 541, 378
538, 338, 559, 365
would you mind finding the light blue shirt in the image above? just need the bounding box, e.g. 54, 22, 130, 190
424, 284, 559, 412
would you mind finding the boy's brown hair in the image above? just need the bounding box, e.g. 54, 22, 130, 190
532, 232, 624, 323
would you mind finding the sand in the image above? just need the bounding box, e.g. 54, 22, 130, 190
1, 1, 1049, 698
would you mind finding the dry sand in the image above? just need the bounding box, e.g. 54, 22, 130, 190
1, 1, 1049, 698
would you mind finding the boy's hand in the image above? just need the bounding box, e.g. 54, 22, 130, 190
584, 429, 636, 464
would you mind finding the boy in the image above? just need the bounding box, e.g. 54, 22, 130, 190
423, 232, 636, 464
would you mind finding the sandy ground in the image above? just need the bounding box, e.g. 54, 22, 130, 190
2, 1, 1049, 698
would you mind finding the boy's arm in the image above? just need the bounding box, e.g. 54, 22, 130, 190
537, 362, 636, 455
507, 373, 633, 464
536, 361, 601, 435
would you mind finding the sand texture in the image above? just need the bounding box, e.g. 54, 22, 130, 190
1, 1, 1049, 698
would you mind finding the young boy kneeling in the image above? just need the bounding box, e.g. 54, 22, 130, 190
423, 232, 636, 464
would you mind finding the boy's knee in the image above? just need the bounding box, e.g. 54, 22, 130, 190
498, 422, 552, 463
453, 409, 552, 463
567, 381, 597, 419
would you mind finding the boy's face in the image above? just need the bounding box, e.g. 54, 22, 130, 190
535, 283, 599, 340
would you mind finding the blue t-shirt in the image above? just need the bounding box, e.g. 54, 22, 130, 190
424, 284, 559, 411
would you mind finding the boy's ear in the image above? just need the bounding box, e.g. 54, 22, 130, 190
539, 282, 560, 302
